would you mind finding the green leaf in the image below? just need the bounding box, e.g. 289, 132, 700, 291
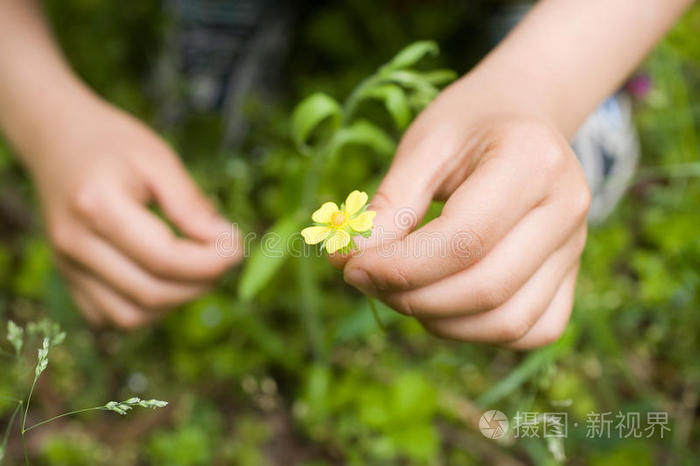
407, 90, 439, 111
238, 215, 302, 301
382, 70, 441, 111
384, 40, 439, 71
386, 70, 439, 95
304, 364, 332, 420
416, 69, 458, 86
362, 84, 412, 129
387, 423, 439, 461
329, 120, 396, 161
357, 386, 392, 429
390, 372, 437, 421
334, 300, 399, 343
291, 93, 341, 152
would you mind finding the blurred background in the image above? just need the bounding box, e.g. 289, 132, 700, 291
0, 0, 699, 464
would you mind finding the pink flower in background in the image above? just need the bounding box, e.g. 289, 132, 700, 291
626, 73, 652, 99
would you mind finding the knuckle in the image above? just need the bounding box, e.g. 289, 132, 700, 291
71, 183, 105, 219
392, 294, 415, 317
134, 286, 170, 309
498, 316, 532, 342
145, 254, 178, 278
573, 183, 592, 219
369, 190, 393, 212
474, 280, 512, 310
500, 119, 567, 175
138, 243, 181, 278
389, 265, 411, 291
449, 229, 482, 268
535, 140, 567, 177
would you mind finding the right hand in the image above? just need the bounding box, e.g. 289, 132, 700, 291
27, 99, 241, 328
331, 75, 591, 349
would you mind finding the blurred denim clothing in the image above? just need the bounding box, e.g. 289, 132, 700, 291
491, 2, 640, 224
155, 0, 290, 146
571, 94, 639, 223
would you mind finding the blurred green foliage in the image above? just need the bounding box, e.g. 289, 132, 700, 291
1, 1, 699, 465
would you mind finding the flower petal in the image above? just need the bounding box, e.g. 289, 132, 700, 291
344, 190, 368, 216
301, 226, 332, 245
312, 202, 339, 223
348, 210, 376, 233
325, 230, 351, 254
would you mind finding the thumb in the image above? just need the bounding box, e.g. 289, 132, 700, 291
147, 154, 232, 242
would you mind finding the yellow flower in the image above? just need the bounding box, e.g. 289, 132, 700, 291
301, 190, 376, 254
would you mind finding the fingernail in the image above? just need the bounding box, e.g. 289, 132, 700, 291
344, 268, 376, 295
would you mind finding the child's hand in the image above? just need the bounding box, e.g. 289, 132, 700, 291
27, 101, 241, 328
333, 78, 591, 349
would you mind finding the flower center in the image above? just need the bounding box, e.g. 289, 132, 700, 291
330, 211, 346, 227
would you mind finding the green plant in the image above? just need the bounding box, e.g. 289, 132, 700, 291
237, 40, 455, 362
0, 320, 167, 465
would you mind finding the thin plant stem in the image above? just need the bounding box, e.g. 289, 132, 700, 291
342, 74, 380, 125
22, 429, 28, 466
368, 298, 386, 332
23, 407, 107, 433
21, 375, 38, 434
0, 396, 22, 403
1, 401, 22, 461
20, 375, 39, 466
296, 258, 325, 362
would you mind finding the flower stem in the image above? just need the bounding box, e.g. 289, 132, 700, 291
296, 258, 326, 362
368, 298, 386, 332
